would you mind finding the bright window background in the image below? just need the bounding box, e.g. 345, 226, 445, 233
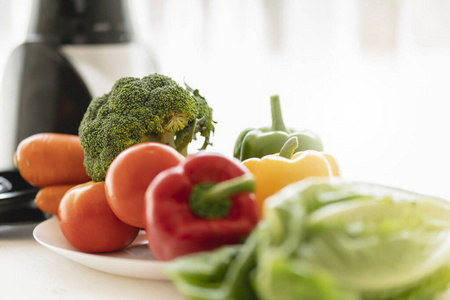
1, 0, 449, 199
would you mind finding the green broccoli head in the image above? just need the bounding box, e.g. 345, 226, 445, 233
79, 73, 215, 182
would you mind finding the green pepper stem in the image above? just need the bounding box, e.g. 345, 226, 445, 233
279, 137, 299, 159
270, 95, 288, 132
190, 174, 255, 219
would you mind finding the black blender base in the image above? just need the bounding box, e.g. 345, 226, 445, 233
0, 170, 51, 225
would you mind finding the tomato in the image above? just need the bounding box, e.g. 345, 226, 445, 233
105, 142, 184, 228
58, 181, 139, 253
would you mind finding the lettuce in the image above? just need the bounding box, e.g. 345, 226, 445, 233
167, 179, 450, 300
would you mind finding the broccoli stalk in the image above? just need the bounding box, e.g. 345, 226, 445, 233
79, 73, 215, 182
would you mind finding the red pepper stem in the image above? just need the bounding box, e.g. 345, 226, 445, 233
279, 137, 299, 159
203, 174, 255, 202
270, 95, 288, 132
189, 174, 255, 219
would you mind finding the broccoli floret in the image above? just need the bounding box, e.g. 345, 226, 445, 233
184, 83, 215, 150
79, 73, 215, 182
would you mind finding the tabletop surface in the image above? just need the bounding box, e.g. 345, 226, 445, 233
0, 222, 185, 300
4, 221, 450, 300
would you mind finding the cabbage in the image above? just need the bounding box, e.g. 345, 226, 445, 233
166, 179, 450, 300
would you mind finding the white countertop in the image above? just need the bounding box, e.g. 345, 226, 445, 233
0, 222, 185, 300
4, 221, 450, 300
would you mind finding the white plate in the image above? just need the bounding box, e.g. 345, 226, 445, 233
33, 217, 168, 280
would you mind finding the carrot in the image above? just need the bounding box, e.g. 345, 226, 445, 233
14, 133, 91, 187
35, 184, 79, 215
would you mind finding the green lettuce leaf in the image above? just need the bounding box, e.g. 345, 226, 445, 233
167, 179, 450, 300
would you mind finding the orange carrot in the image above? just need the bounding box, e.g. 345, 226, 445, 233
14, 133, 91, 187
35, 184, 79, 215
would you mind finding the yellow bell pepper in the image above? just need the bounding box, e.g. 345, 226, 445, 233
242, 137, 340, 215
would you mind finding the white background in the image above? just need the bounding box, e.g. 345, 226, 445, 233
1, 0, 450, 199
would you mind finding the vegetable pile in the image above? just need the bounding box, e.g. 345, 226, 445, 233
14, 72, 450, 300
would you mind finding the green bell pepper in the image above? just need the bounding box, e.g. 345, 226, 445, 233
233, 95, 324, 161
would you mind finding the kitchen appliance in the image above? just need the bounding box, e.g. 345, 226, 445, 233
0, 171, 46, 224
0, 0, 157, 224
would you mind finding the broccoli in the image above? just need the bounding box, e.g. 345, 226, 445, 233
78, 73, 215, 182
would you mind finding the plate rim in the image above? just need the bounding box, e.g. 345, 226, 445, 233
33, 217, 168, 280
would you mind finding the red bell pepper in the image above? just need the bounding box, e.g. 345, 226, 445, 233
144, 151, 260, 261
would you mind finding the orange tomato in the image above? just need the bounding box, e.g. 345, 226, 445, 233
105, 142, 184, 228
58, 181, 139, 253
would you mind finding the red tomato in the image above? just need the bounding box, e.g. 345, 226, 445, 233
105, 142, 184, 228
58, 181, 139, 253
